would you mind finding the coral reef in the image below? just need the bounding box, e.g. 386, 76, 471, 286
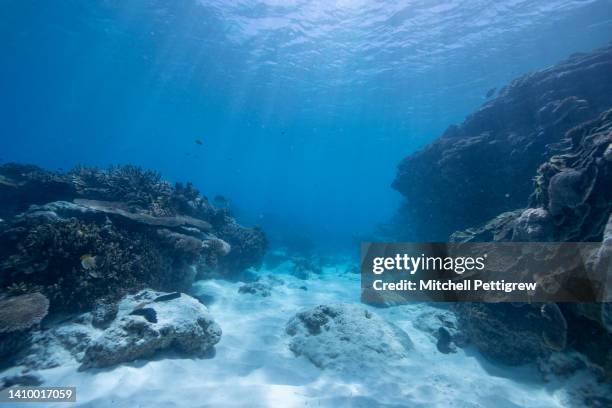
285, 303, 413, 372
216, 219, 267, 274
392, 44, 612, 240
449, 109, 612, 376
0, 164, 267, 319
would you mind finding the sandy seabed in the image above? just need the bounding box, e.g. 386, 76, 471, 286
8, 262, 606, 408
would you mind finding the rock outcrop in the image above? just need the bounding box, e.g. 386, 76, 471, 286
0, 164, 266, 315
285, 303, 413, 373
393, 45, 612, 240
450, 109, 612, 376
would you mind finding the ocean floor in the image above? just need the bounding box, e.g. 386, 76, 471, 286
6, 261, 607, 408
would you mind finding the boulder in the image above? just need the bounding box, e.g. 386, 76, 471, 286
285, 303, 413, 372
79, 290, 221, 369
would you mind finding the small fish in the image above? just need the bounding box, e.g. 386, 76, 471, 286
195, 139, 203, 146
80, 254, 97, 270
213, 195, 229, 206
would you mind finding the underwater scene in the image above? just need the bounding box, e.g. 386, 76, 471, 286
1, 0, 612, 407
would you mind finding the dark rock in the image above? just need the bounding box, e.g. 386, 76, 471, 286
153, 292, 181, 302
129, 308, 158, 323
560, 303, 612, 381
238, 282, 271, 297
392, 45, 612, 240
454, 302, 567, 365
511, 208, 555, 241
450, 210, 522, 242
1, 373, 42, 389
537, 351, 587, 379
436, 327, 455, 354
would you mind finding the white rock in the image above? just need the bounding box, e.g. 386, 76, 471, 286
285, 303, 413, 373
79, 290, 221, 369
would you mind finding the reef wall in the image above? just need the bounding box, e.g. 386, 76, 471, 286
451, 108, 612, 377
392, 44, 612, 241
392, 45, 612, 378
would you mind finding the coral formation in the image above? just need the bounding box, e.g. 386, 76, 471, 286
392, 45, 612, 378
0, 164, 267, 320
0, 293, 49, 334
392, 45, 612, 240
449, 109, 612, 375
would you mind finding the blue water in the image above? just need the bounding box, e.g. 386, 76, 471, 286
1, 0, 612, 251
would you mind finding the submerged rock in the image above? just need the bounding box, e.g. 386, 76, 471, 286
285, 303, 413, 372
238, 282, 272, 297
454, 302, 567, 365
79, 290, 221, 370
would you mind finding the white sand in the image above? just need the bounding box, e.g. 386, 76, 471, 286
17, 263, 604, 407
